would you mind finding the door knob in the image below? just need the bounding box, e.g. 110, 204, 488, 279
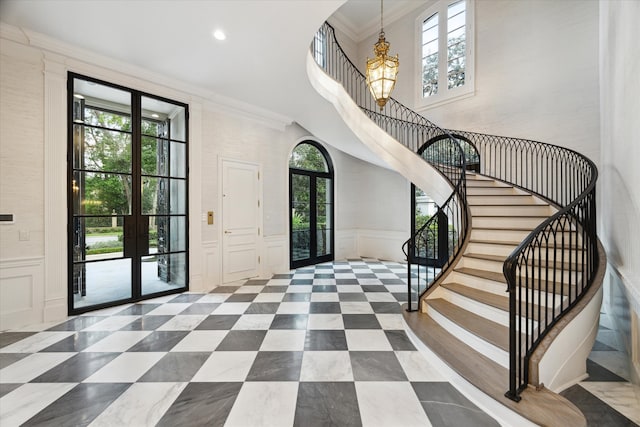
224, 230, 231, 234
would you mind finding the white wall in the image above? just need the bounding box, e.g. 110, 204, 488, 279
599, 0, 640, 383
355, 0, 600, 164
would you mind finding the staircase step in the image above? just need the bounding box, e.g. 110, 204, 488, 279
466, 179, 509, 187
454, 267, 574, 296
426, 298, 510, 351
467, 194, 546, 205
472, 215, 548, 229
470, 204, 555, 216
464, 252, 584, 273
467, 186, 522, 196
442, 282, 555, 323
469, 239, 583, 250
403, 310, 587, 427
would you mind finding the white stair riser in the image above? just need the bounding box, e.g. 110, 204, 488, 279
472, 216, 548, 229
467, 187, 522, 196
467, 195, 546, 206
470, 204, 555, 217
444, 272, 567, 307
470, 228, 581, 243
459, 257, 582, 286
466, 179, 508, 187
425, 304, 510, 368
466, 242, 583, 260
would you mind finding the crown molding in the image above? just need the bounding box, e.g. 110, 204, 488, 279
332, 1, 426, 43
0, 21, 293, 131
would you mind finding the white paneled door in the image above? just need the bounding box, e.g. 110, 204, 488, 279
222, 159, 261, 283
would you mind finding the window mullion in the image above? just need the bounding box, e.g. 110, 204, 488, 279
438, 4, 448, 94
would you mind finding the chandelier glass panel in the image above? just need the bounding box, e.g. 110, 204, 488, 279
366, 0, 399, 110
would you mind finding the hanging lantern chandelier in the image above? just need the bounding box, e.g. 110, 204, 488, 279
366, 0, 399, 110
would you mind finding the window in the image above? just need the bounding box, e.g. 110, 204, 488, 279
417, 0, 474, 109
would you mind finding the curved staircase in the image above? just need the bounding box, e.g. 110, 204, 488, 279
307, 22, 604, 426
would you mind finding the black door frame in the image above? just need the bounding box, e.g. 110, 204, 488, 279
67, 72, 189, 315
289, 141, 334, 269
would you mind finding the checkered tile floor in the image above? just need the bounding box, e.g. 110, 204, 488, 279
0, 259, 499, 427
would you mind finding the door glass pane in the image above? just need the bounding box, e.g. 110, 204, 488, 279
72, 259, 132, 309
73, 216, 124, 262
141, 138, 186, 178
292, 174, 310, 262
73, 171, 132, 216
141, 177, 186, 215
141, 96, 187, 142
142, 253, 186, 295
316, 178, 332, 257
73, 124, 132, 173
151, 216, 186, 254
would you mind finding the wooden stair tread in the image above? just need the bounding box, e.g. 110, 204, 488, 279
472, 226, 535, 231
472, 214, 549, 218
464, 253, 584, 272
469, 239, 583, 249
454, 267, 575, 295
442, 282, 555, 322
426, 298, 509, 351
403, 310, 586, 427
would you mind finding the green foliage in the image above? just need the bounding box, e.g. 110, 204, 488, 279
423, 34, 466, 97
289, 143, 327, 172
86, 227, 122, 234
415, 213, 432, 230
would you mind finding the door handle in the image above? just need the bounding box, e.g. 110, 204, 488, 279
224, 230, 232, 234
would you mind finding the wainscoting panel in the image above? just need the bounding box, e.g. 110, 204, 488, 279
335, 230, 357, 260
201, 241, 220, 291
0, 257, 45, 330
356, 229, 407, 262
264, 235, 288, 277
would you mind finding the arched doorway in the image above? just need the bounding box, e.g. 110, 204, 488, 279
289, 141, 334, 268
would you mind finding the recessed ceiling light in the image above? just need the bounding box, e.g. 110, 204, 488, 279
151, 113, 160, 119
74, 94, 85, 99
213, 29, 226, 41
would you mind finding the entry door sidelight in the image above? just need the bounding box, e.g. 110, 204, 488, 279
68, 74, 188, 314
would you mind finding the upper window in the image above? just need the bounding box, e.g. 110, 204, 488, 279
416, 0, 474, 110
289, 142, 330, 173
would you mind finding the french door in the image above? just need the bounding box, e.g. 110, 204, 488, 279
289, 141, 334, 269
68, 74, 189, 314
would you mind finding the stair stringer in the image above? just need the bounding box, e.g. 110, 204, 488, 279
306, 51, 453, 207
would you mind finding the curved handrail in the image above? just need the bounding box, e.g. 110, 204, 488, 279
311, 22, 470, 311
311, 21, 598, 402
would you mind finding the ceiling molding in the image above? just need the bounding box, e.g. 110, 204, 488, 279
0, 21, 293, 131
332, 1, 426, 43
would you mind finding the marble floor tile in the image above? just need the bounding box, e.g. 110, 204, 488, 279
350, 351, 408, 381
195, 314, 240, 330
310, 292, 340, 302
385, 330, 416, 350
0, 331, 75, 353
375, 314, 404, 330
246, 351, 303, 381
31, 352, 120, 383
265, 279, 293, 286
561, 384, 637, 426
157, 382, 242, 427
119, 315, 173, 331
412, 382, 499, 427
260, 286, 288, 294
127, 331, 189, 352
197, 293, 231, 303
171, 330, 228, 352
395, 351, 446, 382
83, 352, 164, 383
89, 382, 187, 427
138, 352, 210, 382
82, 331, 151, 352
137, 295, 178, 304
245, 303, 280, 315
305, 330, 348, 351
285, 285, 314, 293
254, 293, 286, 303
0, 332, 36, 349
260, 330, 306, 351
46, 316, 104, 331
0, 352, 75, 383
41, 331, 112, 352
310, 302, 342, 314
277, 302, 311, 314
145, 303, 192, 316
579, 382, 640, 425
156, 315, 207, 331
0, 383, 21, 398
191, 351, 257, 382
212, 302, 251, 315
0, 383, 77, 426
299, 351, 353, 381
307, 313, 344, 330
21, 383, 130, 427
282, 293, 312, 302
355, 381, 431, 426
224, 382, 299, 427
346, 330, 393, 351
270, 314, 308, 329
168, 293, 203, 303
337, 285, 364, 293
334, 273, 357, 279
216, 330, 267, 351
385, 285, 408, 293
339, 293, 368, 302
588, 352, 631, 381
83, 316, 141, 331
210, 286, 241, 294
232, 314, 275, 331
370, 302, 402, 314
294, 382, 361, 427
226, 293, 258, 303
113, 303, 161, 316
0, 353, 29, 370
235, 285, 264, 294
343, 314, 382, 329
81, 304, 134, 316
365, 292, 398, 302
178, 302, 220, 315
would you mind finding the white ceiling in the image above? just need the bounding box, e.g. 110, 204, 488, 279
0, 0, 423, 167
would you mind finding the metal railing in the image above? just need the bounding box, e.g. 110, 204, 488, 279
311, 22, 598, 401
311, 22, 470, 311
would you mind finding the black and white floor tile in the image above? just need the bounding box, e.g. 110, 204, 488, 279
0, 259, 637, 426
